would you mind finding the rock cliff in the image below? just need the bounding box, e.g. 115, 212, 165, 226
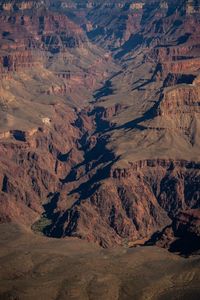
0, 0, 199, 252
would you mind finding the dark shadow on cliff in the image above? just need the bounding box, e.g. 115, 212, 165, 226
31, 192, 61, 237
45, 154, 118, 238
93, 80, 114, 101
110, 92, 162, 132
43, 192, 60, 220
60, 136, 115, 184
68, 159, 116, 200
115, 34, 144, 59
145, 226, 200, 256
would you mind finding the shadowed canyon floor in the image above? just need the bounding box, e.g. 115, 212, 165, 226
1, 223, 200, 300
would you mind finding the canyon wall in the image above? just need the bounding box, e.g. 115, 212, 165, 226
0, 0, 199, 253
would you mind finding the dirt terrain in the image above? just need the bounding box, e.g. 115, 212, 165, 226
0, 223, 200, 300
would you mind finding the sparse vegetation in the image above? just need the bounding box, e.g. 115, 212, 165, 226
31, 216, 52, 234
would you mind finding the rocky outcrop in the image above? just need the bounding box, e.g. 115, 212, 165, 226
151, 209, 200, 255
0, 0, 47, 12
162, 59, 200, 76
0, 1, 115, 139
0, 104, 83, 225
42, 157, 199, 247
0, 4, 112, 98
46, 177, 170, 247
174, 209, 200, 237
158, 84, 200, 116
0, 11, 86, 75
60, 0, 145, 49
111, 159, 200, 178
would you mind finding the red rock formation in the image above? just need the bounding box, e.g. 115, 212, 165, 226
152, 209, 200, 255
0, 11, 86, 74
0, 0, 199, 253
175, 209, 200, 236
158, 85, 200, 116
64, 0, 144, 48
0, 104, 83, 225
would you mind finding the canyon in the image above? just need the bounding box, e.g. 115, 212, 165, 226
0, 0, 200, 251
0, 0, 200, 298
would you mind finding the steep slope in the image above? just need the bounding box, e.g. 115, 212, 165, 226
0, 0, 199, 252
0, 0, 115, 132
56, 0, 145, 49
42, 0, 200, 249
0, 0, 116, 225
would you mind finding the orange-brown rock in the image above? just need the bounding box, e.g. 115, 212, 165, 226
0, 104, 83, 225
151, 209, 200, 255
0, 0, 199, 253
